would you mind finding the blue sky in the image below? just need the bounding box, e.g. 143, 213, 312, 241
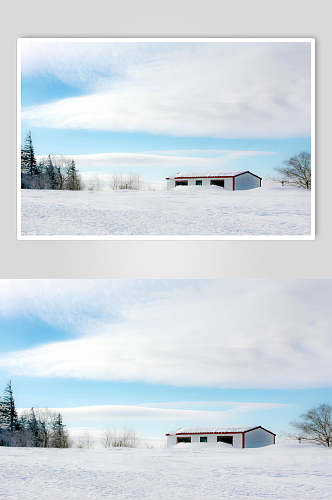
0, 279, 330, 439
20, 40, 311, 183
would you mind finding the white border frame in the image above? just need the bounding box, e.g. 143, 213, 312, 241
17, 37, 315, 241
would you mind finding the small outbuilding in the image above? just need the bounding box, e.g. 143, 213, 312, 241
165, 425, 276, 448
165, 171, 262, 191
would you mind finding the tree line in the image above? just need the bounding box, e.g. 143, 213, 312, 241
274, 151, 311, 189
21, 131, 81, 190
0, 381, 69, 448
83, 173, 141, 191
290, 403, 332, 447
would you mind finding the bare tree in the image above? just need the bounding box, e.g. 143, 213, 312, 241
290, 404, 332, 447
102, 429, 113, 448
111, 174, 140, 190
275, 152, 311, 189
111, 174, 121, 190
103, 428, 137, 448
84, 175, 101, 191
76, 430, 94, 449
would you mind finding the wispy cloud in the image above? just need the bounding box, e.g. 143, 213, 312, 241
18, 401, 287, 422
139, 401, 288, 411
21, 41, 311, 138
144, 150, 276, 158
0, 280, 331, 389
36, 150, 275, 172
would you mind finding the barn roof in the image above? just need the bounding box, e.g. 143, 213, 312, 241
166, 170, 262, 180
173, 425, 253, 434
168, 171, 243, 179
166, 425, 275, 436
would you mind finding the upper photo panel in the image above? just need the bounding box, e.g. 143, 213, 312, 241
17, 38, 314, 240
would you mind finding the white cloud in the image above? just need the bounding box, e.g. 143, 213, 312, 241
21, 41, 311, 138
139, 401, 287, 411
146, 149, 275, 158
0, 279, 158, 334
18, 401, 287, 422
20, 40, 174, 90
36, 150, 274, 173
0, 280, 331, 389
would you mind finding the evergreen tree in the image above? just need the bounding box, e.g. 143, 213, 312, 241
0, 382, 70, 448
65, 160, 81, 190
21, 131, 39, 178
46, 155, 57, 189
0, 393, 5, 430
55, 164, 64, 190
0, 381, 18, 432
50, 413, 69, 448
36, 158, 49, 189
28, 408, 43, 447
20, 132, 82, 191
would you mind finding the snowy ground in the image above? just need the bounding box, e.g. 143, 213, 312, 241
0, 443, 330, 500
20, 185, 311, 237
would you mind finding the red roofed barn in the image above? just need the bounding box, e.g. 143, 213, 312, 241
165, 171, 262, 191
165, 425, 276, 448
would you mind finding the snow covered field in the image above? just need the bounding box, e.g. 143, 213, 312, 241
0, 443, 330, 500
20, 185, 311, 237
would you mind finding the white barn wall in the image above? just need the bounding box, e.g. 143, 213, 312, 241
196, 178, 233, 189
244, 428, 275, 448
222, 178, 233, 190
235, 172, 260, 190
189, 433, 243, 447
166, 433, 243, 448
197, 178, 209, 187
167, 177, 233, 190
232, 434, 243, 448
